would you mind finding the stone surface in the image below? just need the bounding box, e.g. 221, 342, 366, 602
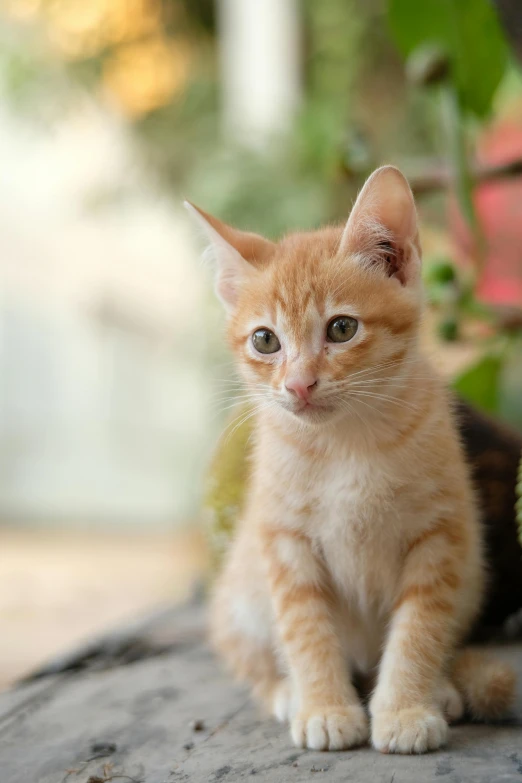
0, 602, 521, 783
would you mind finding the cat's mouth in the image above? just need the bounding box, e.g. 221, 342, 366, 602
288, 400, 333, 420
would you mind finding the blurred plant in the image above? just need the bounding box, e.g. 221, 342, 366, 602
388, 0, 522, 431
2, 0, 522, 429
135, 0, 370, 237
0, 0, 216, 120
203, 406, 253, 570
389, 0, 509, 253
423, 257, 465, 342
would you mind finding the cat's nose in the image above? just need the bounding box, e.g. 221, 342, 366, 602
285, 373, 318, 402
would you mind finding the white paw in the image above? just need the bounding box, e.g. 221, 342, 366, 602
372, 707, 448, 754
291, 705, 369, 751
438, 681, 464, 723
272, 680, 297, 723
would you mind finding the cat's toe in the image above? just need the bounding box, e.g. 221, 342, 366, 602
291, 705, 368, 751
372, 707, 448, 754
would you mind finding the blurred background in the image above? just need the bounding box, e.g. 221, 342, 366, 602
1, 0, 522, 688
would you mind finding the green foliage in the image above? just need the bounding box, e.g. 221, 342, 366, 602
204, 404, 253, 568
424, 257, 457, 292
438, 317, 459, 343
136, 0, 372, 238
189, 0, 368, 235
186, 147, 332, 238
453, 337, 522, 429
424, 256, 466, 342
496, 338, 522, 433
135, 77, 220, 188
3, 0, 520, 428
388, 0, 510, 260
388, 0, 509, 117
405, 44, 450, 87
302, 0, 364, 127
453, 354, 503, 414
0, 30, 75, 122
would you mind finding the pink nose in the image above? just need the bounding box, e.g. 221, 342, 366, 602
285, 373, 317, 402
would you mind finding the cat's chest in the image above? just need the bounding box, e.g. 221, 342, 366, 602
300, 448, 396, 528
302, 451, 403, 603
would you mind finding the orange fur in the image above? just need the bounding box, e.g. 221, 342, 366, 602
189, 167, 516, 755
451, 649, 516, 720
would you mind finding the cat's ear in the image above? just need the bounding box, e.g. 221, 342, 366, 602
339, 165, 420, 285
184, 201, 275, 310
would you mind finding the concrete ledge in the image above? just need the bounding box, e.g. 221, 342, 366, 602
0, 601, 521, 783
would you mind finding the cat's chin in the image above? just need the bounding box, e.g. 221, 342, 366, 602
281, 402, 337, 426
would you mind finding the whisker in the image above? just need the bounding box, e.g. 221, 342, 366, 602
209, 391, 266, 403
324, 355, 423, 388
337, 397, 366, 428
209, 399, 264, 417
322, 375, 435, 398
348, 375, 434, 387
211, 380, 247, 389
347, 394, 388, 418
220, 406, 259, 443
207, 394, 269, 419
348, 390, 419, 412
222, 400, 276, 446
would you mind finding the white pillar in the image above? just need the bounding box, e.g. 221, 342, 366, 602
218, 0, 301, 147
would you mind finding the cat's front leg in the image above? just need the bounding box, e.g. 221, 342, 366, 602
261, 524, 368, 751
370, 517, 473, 754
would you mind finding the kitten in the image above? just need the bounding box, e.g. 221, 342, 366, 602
186, 166, 516, 754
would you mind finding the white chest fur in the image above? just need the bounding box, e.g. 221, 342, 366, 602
314, 452, 402, 604
266, 434, 407, 608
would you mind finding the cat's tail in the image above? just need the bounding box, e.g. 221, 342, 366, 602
451, 649, 516, 720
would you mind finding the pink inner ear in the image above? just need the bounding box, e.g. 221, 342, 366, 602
340, 166, 420, 284
377, 240, 408, 284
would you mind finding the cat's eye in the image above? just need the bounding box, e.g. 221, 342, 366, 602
252, 328, 281, 354
326, 316, 358, 343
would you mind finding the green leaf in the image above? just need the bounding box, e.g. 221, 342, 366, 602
438, 317, 459, 342
424, 257, 457, 286
453, 354, 503, 413
388, 0, 508, 116
498, 338, 522, 432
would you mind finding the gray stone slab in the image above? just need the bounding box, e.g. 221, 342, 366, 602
0, 678, 61, 726
0, 606, 521, 783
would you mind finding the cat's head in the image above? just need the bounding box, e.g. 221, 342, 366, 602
187, 166, 423, 427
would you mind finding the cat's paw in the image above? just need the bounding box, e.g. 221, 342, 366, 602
291, 705, 369, 751
272, 680, 297, 723
438, 681, 464, 723
372, 707, 448, 754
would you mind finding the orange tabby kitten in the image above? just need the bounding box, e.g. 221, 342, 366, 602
186, 166, 515, 754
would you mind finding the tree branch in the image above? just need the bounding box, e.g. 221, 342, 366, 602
408, 157, 522, 196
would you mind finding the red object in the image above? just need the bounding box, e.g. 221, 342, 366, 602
450, 122, 522, 306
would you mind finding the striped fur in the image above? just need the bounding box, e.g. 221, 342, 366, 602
190, 167, 516, 754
